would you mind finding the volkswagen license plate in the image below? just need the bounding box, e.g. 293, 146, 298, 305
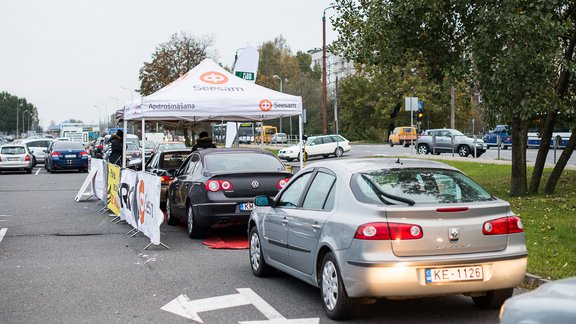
425, 266, 484, 283
65, 154, 76, 159
239, 202, 255, 211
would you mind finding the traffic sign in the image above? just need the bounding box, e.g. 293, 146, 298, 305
235, 71, 255, 81
405, 97, 418, 111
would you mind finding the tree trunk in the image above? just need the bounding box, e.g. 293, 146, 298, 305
544, 129, 576, 194
510, 117, 529, 196
528, 110, 556, 193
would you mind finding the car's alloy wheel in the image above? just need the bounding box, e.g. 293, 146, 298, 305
187, 203, 203, 238
320, 252, 357, 320
165, 194, 178, 226
458, 145, 470, 157
249, 227, 272, 277
417, 144, 430, 155
334, 147, 344, 158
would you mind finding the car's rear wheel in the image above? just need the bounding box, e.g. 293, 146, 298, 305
249, 226, 272, 277
389, 141, 394, 147
26, 168, 32, 174
417, 144, 430, 155
472, 288, 513, 309
165, 194, 178, 226
186, 203, 204, 238
320, 252, 357, 320
458, 145, 470, 157
334, 147, 344, 158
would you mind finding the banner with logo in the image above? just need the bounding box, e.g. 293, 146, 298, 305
91, 158, 107, 202
118, 168, 138, 228
130, 58, 302, 122
107, 163, 121, 216
136, 171, 164, 245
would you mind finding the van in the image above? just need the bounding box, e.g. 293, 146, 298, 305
389, 126, 417, 147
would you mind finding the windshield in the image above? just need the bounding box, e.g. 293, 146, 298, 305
351, 168, 494, 205
205, 153, 286, 172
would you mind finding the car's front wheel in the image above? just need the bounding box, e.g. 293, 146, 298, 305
417, 144, 430, 155
458, 145, 470, 157
320, 252, 357, 320
249, 226, 272, 277
186, 203, 204, 238
165, 194, 179, 226
472, 288, 513, 309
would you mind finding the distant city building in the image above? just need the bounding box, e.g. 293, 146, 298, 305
309, 48, 356, 90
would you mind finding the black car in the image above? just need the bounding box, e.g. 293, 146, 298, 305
165, 148, 293, 238
144, 149, 191, 209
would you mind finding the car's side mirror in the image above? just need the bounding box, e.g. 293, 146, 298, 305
254, 195, 272, 207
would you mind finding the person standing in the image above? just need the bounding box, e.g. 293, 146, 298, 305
191, 131, 217, 152
108, 129, 124, 166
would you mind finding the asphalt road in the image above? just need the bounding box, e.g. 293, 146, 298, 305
0, 165, 510, 323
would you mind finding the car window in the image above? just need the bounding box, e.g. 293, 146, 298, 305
1, 146, 26, 154
185, 154, 200, 174
160, 152, 188, 170
278, 172, 313, 208
205, 153, 285, 172
302, 171, 336, 210
127, 143, 139, 151
322, 136, 334, 144
351, 168, 494, 204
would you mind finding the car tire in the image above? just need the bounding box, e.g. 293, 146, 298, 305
186, 203, 204, 238
320, 252, 357, 320
389, 141, 394, 147
334, 147, 344, 158
26, 168, 32, 174
458, 145, 470, 157
472, 288, 513, 309
249, 226, 273, 277
417, 144, 430, 155
165, 194, 179, 226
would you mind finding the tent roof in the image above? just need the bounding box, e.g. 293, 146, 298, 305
124, 58, 302, 122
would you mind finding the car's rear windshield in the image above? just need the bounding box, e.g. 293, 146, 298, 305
160, 152, 190, 169
205, 153, 286, 172
351, 168, 494, 205
1, 146, 26, 155
54, 142, 84, 150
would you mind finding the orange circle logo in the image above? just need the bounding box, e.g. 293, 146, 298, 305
259, 99, 273, 112
138, 180, 145, 224
200, 71, 228, 84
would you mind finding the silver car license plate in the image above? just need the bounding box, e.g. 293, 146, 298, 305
65, 154, 76, 158
425, 266, 484, 283
239, 202, 255, 211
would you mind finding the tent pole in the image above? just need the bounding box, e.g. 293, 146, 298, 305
299, 115, 303, 171
122, 119, 128, 168
141, 118, 146, 171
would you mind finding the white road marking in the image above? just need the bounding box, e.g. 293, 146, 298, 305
161, 288, 319, 323
0, 228, 7, 243
35, 168, 41, 175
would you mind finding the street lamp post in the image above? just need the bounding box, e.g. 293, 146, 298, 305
273, 75, 284, 133
322, 5, 335, 135
16, 105, 19, 140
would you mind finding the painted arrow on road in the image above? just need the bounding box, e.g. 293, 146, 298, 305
161, 288, 318, 323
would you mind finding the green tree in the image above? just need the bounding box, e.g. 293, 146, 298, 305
138, 33, 216, 96
0, 91, 38, 136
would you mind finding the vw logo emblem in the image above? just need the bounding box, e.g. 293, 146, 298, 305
251, 180, 260, 189
448, 228, 460, 241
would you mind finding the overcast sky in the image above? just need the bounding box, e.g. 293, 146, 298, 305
0, 0, 337, 130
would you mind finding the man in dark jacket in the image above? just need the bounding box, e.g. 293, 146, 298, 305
108, 129, 124, 166
191, 131, 217, 152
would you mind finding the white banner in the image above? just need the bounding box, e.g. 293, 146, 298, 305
91, 158, 107, 202
118, 169, 138, 228
136, 171, 164, 245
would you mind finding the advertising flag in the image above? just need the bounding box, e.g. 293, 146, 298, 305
118, 169, 138, 228
107, 163, 121, 216
136, 171, 164, 245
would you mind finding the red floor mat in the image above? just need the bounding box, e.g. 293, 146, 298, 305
202, 227, 249, 249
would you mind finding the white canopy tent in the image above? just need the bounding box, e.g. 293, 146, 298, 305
120, 58, 305, 169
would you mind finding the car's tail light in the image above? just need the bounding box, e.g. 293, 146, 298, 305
482, 216, 524, 235
80, 151, 88, 158
437, 207, 469, 213
97, 145, 103, 149
160, 176, 174, 184
51, 152, 60, 157
354, 222, 423, 240
205, 180, 233, 192
277, 178, 290, 189
25, 154, 31, 161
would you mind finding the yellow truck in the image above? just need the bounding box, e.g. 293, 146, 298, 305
389, 126, 417, 147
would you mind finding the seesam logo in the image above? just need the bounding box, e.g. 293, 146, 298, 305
259, 99, 297, 112
194, 70, 244, 92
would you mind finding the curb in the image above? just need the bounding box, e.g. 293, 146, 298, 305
523, 273, 551, 290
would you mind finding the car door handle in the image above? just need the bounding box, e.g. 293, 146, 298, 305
281, 217, 289, 225
312, 223, 321, 230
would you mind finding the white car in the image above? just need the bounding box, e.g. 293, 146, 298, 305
278, 134, 351, 162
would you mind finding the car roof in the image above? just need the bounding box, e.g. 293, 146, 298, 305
159, 149, 190, 154
195, 147, 274, 157
304, 158, 459, 175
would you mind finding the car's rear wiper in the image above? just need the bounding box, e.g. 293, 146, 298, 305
361, 174, 415, 206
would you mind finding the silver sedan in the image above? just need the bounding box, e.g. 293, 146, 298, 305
248, 158, 527, 320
